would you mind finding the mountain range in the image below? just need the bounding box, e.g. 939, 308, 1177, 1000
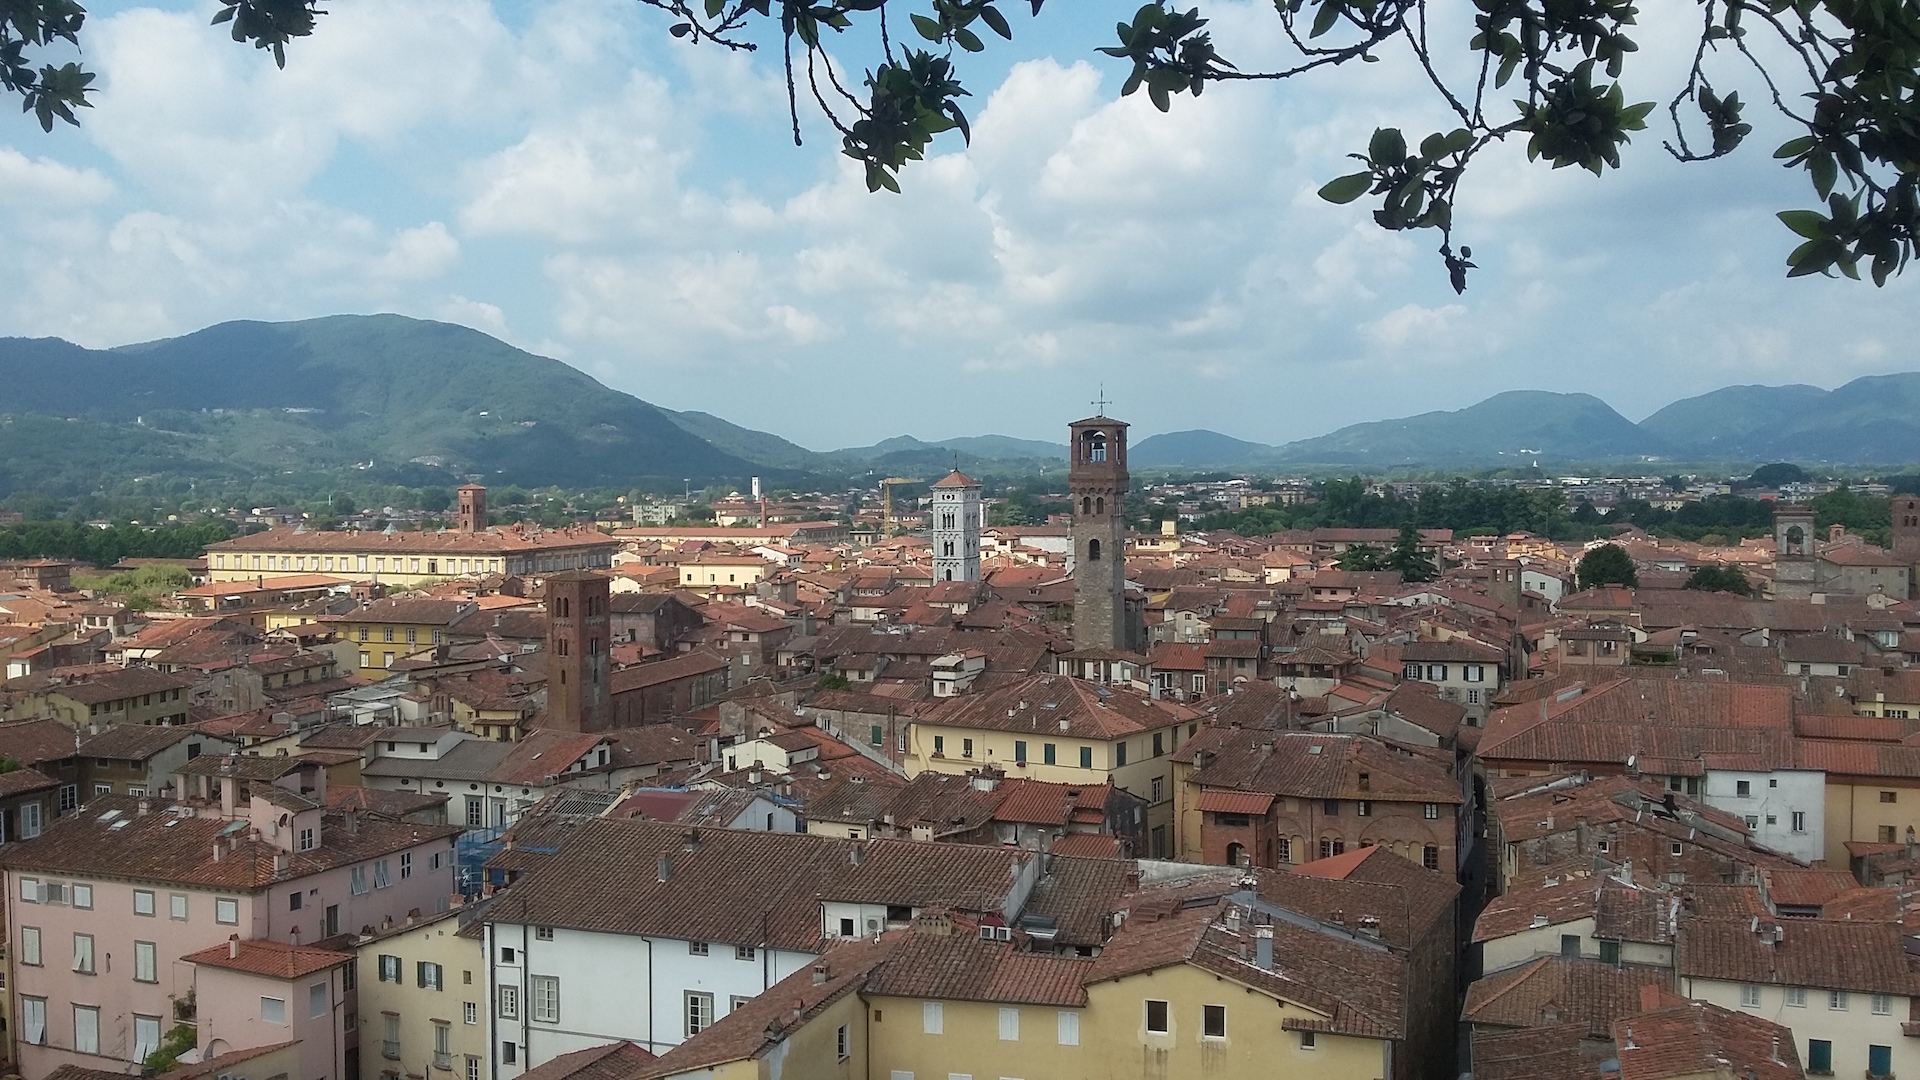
1, 314, 1917, 497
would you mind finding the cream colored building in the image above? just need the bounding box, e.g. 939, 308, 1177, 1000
356, 905, 491, 1080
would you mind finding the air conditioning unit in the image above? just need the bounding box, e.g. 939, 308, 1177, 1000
865, 919, 880, 935
979, 925, 995, 941
995, 926, 1012, 941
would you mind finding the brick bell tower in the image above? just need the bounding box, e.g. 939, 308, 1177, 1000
1069, 409, 1130, 651
545, 571, 610, 732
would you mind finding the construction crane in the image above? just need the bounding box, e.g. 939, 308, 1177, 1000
878, 477, 923, 538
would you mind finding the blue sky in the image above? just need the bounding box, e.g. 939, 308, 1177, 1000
1, 0, 1914, 450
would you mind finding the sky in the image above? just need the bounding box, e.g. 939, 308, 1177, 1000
0, 0, 1914, 451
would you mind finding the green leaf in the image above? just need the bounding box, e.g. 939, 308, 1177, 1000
1773, 135, 1814, 159
954, 26, 984, 50
910, 13, 944, 40
1309, 0, 1341, 38
706, 0, 726, 17
979, 5, 1011, 38
1810, 153, 1837, 199
1420, 132, 1446, 161
1777, 209, 1827, 239
1367, 127, 1406, 164
1317, 171, 1373, 204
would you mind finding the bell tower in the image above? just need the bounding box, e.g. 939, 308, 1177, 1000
1069, 410, 1129, 651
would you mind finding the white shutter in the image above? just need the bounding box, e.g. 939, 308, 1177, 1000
74, 1005, 99, 1054
22, 998, 44, 1044
1057, 1011, 1080, 1046
135, 1016, 162, 1062
998, 1007, 1019, 1041
922, 1001, 944, 1034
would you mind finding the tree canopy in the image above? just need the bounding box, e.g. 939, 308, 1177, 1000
9, 0, 1912, 290
1576, 542, 1638, 589
1683, 563, 1753, 594
1388, 522, 1438, 581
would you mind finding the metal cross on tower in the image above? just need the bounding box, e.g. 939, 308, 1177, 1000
1091, 385, 1111, 416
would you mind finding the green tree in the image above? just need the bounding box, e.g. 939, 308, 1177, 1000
1576, 543, 1638, 590
1336, 543, 1389, 572
1387, 523, 1436, 582
1684, 564, 1752, 595
331, 491, 356, 516
1744, 462, 1809, 489
12, 0, 1918, 289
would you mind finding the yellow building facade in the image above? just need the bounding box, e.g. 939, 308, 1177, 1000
356, 908, 489, 1080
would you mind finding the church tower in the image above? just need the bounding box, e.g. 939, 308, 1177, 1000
929, 470, 982, 583
1773, 504, 1817, 601
1070, 413, 1130, 650
545, 571, 610, 732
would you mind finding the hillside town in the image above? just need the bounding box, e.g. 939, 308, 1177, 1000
3, 412, 1920, 1080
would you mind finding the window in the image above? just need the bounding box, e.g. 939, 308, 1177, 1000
686, 991, 715, 1036
18, 877, 36, 903
379, 954, 402, 982
374, 860, 392, 889
1736, 780, 1751, 797
290, 891, 303, 911
464, 1002, 478, 1025
216, 897, 239, 924
932, 735, 944, 756
532, 975, 559, 1022
1669, 842, 1683, 857
1808, 1039, 1832, 1075
1044, 743, 1057, 765
501, 1042, 517, 1065
74, 1004, 100, 1053
962, 738, 974, 758
1116, 741, 1127, 767
1320, 838, 1344, 859
923, 1001, 944, 1034
689, 941, 709, 956
535, 926, 554, 941
418, 962, 444, 990
135, 1014, 162, 1064
1145, 999, 1169, 1034
1014, 740, 1027, 764
1277, 837, 1292, 862
171, 893, 188, 919
72, 883, 92, 909
1323, 799, 1340, 816
871, 725, 884, 746
21, 996, 45, 1045
1599, 940, 1620, 964
735, 944, 756, 961
1424, 803, 1439, 820
731, 996, 751, 1012
73, 932, 94, 974
261, 996, 286, 1024
1882, 825, 1899, 843
1830, 990, 1849, 1011
1300, 1030, 1317, 1050
498, 985, 518, 1020
20, 925, 40, 966
998, 1007, 1019, 1041
1786, 986, 1807, 1007
1203, 1004, 1226, 1038
401, 852, 413, 879
352, 866, 370, 895
1357, 800, 1372, 817
1792, 811, 1807, 832
1870, 1045, 1893, 1078
135, 940, 157, 983
1079, 746, 1093, 769
20, 802, 39, 838
1057, 1011, 1079, 1046
1872, 993, 1892, 1015
837, 1023, 850, 1061
1740, 983, 1761, 1007
1881, 791, 1898, 803
1152, 776, 1165, 802
1560, 934, 1580, 958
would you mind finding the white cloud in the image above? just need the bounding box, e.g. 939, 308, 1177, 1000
373, 223, 460, 280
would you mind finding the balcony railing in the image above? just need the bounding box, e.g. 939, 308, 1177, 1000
433, 1053, 452, 1071
382, 1041, 401, 1060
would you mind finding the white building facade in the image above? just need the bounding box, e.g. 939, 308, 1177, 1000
929, 470, 983, 583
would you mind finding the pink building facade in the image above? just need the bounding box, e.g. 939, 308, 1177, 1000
2, 774, 460, 1078
185, 940, 352, 1080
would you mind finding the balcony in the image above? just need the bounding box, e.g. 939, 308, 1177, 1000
382, 1042, 401, 1060
433, 1054, 452, 1071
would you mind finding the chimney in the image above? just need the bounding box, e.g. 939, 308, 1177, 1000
850, 844, 867, 867
683, 828, 702, 850
657, 854, 672, 882
345, 810, 361, 836
212, 839, 226, 862
137, 799, 150, 816
228, 934, 240, 959
811, 962, 830, 985
1254, 925, 1274, 970
274, 851, 289, 875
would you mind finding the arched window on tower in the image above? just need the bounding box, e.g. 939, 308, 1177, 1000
1088, 539, 1102, 561
1082, 430, 1107, 463
1096, 496, 1105, 515
944, 541, 955, 557
1082, 496, 1092, 516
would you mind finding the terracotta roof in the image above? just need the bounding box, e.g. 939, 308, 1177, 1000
1614, 998, 1802, 1080
75, 723, 199, 761
1464, 956, 1674, 1034
919, 673, 1195, 740
929, 470, 980, 489
480, 818, 1034, 951
1194, 789, 1277, 815
1470, 1023, 1616, 1080
1187, 728, 1461, 804
210, 523, 617, 555
182, 938, 354, 978
513, 1042, 656, 1080
608, 650, 729, 693
863, 924, 1090, 1005
990, 778, 1112, 826
1676, 916, 1920, 995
